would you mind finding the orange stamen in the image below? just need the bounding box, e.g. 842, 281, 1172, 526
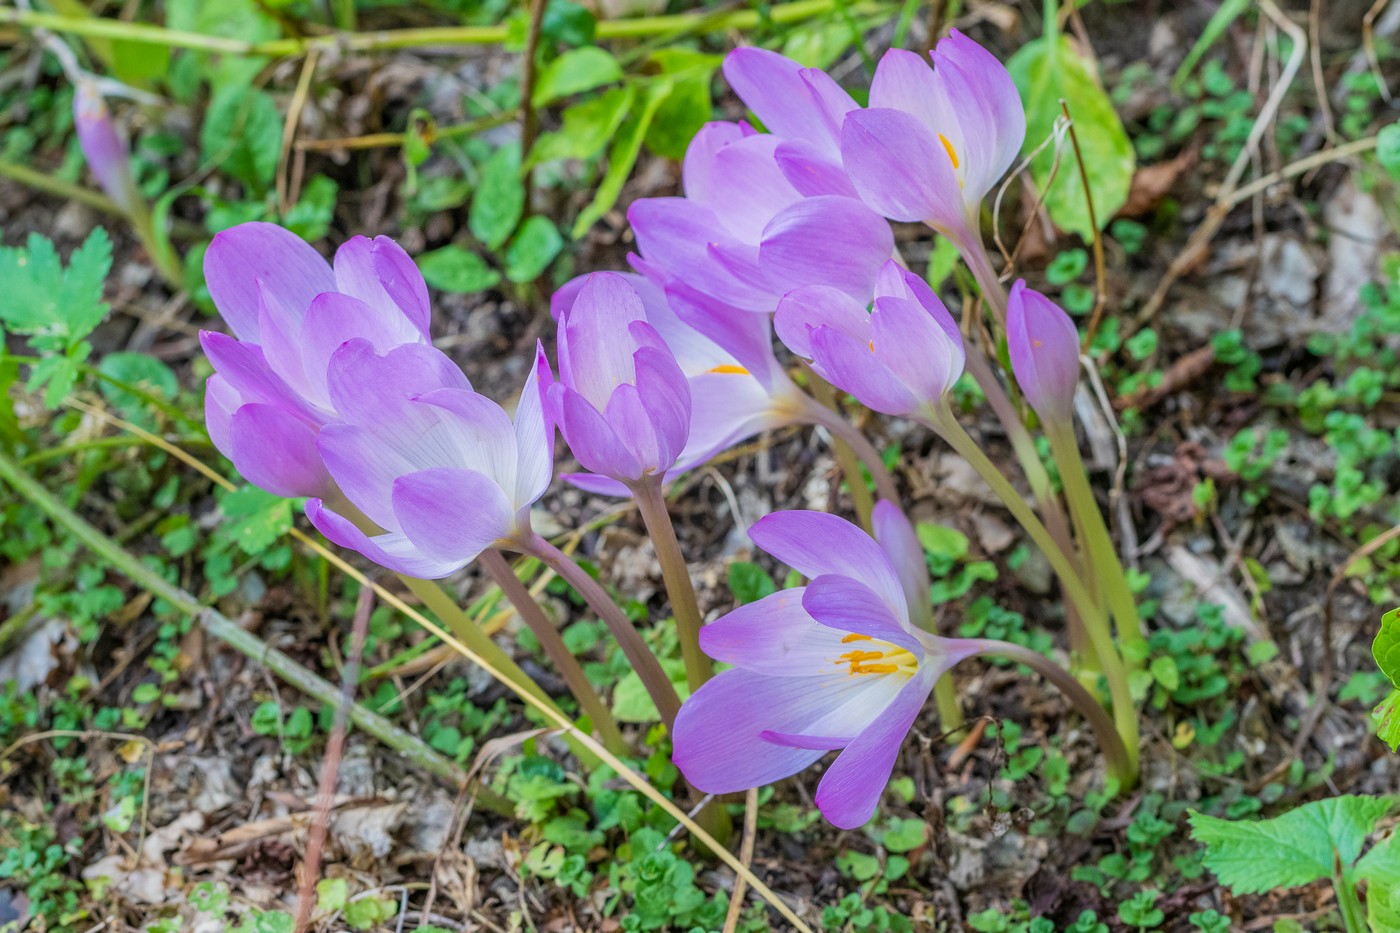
705, 364, 750, 375
938, 133, 960, 169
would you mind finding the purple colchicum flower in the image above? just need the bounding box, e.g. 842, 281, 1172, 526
305, 340, 555, 579
545, 273, 693, 486
628, 48, 894, 313
841, 31, 1026, 249
672, 503, 980, 829
1006, 280, 1081, 425
774, 260, 965, 418
73, 81, 140, 215
200, 223, 431, 497
551, 269, 809, 495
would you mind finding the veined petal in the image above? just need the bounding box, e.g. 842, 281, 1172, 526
557, 272, 644, 409
199, 331, 323, 422
672, 670, 830, 793
933, 30, 1026, 200
815, 668, 936, 829
841, 109, 965, 228
317, 423, 421, 531
628, 198, 772, 310
723, 47, 854, 158
205, 222, 334, 344
257, 283, 319, 405
773, 285, 869, 359
228, 403, 328, 499
774, 139, 858, 198
706, 135, 801, 242
679, 368, 792, 469
602, 382, 663, 473
665, 282, 781, 388
682, 121, 748, 202
871, 295, 964, 401
631, 344, 691, 471
872, 501, 932, 620
748, 511, 908, 614
305, 499, 466, 579
203, 375, 238, 459
699, 588, 849, 672
333, 236, 432, 337
512, 344, 556, 509
411, 388, 520, 488
392, 467, 516, 563
1006, 280, 1080, 423
801, 574, 920, 653
809, 324, 919, 416
324, 340, 470, 426
300, 291, 424, 405
553, 385, 643, 481
759, 196, 893, 303
869, 48, 959, 150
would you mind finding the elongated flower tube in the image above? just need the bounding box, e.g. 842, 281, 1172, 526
841, 31, 1026, 251
73, 80, 140, 215
1006, 280, 1081, 425
672, 503, 982, 829
775, 260, 966, 419
199, 223, 431, 497
545, 272, 692, 484
551, 269, 808, 495
305, 340, 554, 579
628, 117, 893, 311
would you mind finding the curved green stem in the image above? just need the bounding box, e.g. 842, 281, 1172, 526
925, 403, 1138, 782
961, 638, 1133, 788
1046, 424, 1146, 655
520, 531, 681, 732
479, 549, 627, 755
630, 478, 711, 693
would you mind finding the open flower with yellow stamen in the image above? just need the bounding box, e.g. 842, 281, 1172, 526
672, 503, 983, 829
840, 30, 1026, 252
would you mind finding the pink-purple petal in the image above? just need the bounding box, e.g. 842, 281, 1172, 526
305, 499, 465, 579
391, 467, 517, 563
759, 196, 894, 302
872, 501, 932, 618
808, 324, 919, 416
227, 404, 328, 498
815, 668, 935, 829
801, 574, 921, 654
1006, 280, 1080, 423
840, 109, 965, 228
204, 222, 334, 344
748, 510, 908, 614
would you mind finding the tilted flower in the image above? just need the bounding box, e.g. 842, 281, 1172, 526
775, 260, 965, 418
841, 31, 1026, 248
73, 80, 140, 215
199, 223, 431, 497
629, 84, 892, 312
1006, 280, 1081, 425
545, 272, 692, 485
305, 340, 554, 579
672, 503, 980, 829
551, 268, 809, 495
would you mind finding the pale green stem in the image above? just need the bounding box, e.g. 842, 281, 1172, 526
630, 478, 711, 693
519, 531, 681, 732
1336, 872, 1366, 933
478, 548, 627, 755
1046, 423, 1146, 655
802, 379, 878, 529
925, 402, 1138, 781
961, 639, 1132, 787
0, 1, 873, 55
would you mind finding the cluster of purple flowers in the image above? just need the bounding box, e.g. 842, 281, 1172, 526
200, 32, 1099, 830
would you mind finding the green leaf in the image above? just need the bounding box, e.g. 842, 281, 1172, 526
469, 144, 525, 250
727, 562, 777, 604
1370, 879, 1400, 932
1007, 37, 1135, 240
315, 878, 348, 913
1356, 829, 1400, 886
572, 78, 673, 239
97, 352, 178, 426
1171, 0, 1251, 89
280, 175, 339, 241
418, 245, 501, 293
201, 86, 282, 190
532, 47, 623, 106
1188, 796, 1396, 894
217, 484, 293, 554
881, 817, 929, 853
643, 49, 720, 161
529, 84, 636, 166
1378, 124, 1400, 181
1376, 607, 1400, 686
504, 216, 563, 283
1376, 688, 1400, 751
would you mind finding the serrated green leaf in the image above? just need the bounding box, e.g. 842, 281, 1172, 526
1007, 37, 1135, 239
217, 485, 293, 554
532, 47, 622, 106
201, 86, 282, 190
1374, 607, 1400, 685
97, 352, 178, 426
418, 245, 501, 293
469, 144, 524, 250
1189, 796, 1396, 894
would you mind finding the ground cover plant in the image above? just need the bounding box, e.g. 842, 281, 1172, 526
1, 0, 1400, 930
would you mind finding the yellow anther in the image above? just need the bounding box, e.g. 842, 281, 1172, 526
841, 632, 873, 643
938, 133, 960, 170
868, 339, 876, 353
856, 663, 899, 674
705, 364, 750, 375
